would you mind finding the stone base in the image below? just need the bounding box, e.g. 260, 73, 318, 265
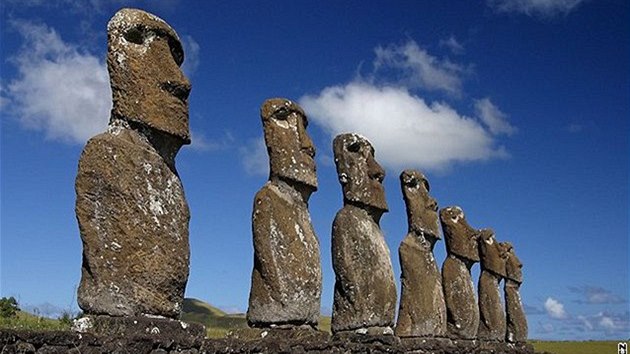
227, 326, 329, 341
1, 328, 540, 354
72, 315, 205, 345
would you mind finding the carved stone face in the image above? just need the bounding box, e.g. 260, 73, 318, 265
504, 243, 523, 284
478, 229, 507, 278
107, 8, 191, 143
439, 206, 480, 262
261, 98, 317, 190
333, 133, 388, 212
400, 169, 440, 239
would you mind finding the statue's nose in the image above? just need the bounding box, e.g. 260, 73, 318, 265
298, 120, 315, 158
428, 197, 438, 211
367, 156, 385, 183
161, 79, 191, 102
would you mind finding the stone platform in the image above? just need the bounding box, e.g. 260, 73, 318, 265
1, 327, 539, 353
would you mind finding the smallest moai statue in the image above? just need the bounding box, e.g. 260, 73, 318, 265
440, 206, 480, 339
395, 170, 447, 338
503, 242, 528, 343
477, 229, 508, 341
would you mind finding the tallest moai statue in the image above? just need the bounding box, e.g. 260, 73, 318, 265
76, 8, 191, 318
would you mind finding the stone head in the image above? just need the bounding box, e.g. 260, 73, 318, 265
439, 206, 480, 262
333, 133, 387, 212
478, 229, 507, 278
400, 169, 440, 240
107, 8, 191, 143
261, 98, 317, 190
503, 243, 523, 284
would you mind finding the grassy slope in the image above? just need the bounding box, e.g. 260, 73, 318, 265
531, 340, 626, 354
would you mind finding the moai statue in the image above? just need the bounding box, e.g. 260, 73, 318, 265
440, 206, 480, 339
477, 229, 507, 341
76, 8, 191, 318
246, 99, 322, 329
503, 242, 528, 343
331, 133, 397, 335
395, 170, 447, 338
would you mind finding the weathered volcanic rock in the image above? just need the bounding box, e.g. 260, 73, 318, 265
107, 8, 191, 143
504, 243, 528, 343
395, 170, 447, 338
76, 8, 191, 318
477, 229, 507, 341
331, 134, 396, 334
440, 206, 480, 339
247, 99, 322, 328
76, 125, 189, 317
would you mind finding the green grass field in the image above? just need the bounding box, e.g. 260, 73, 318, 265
531, 340, 626, 354
0, 310, 71, 331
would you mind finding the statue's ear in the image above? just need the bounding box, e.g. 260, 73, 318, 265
338, 172, 348, 185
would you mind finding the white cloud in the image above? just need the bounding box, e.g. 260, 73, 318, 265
540, 322, 555, 333
439, 35, 465, 55
301, 82, 507, 171
373, 40, 467, 96
181, 35, 200, 77
0, 84, 10, 110
3, 21, 111, 144
569, 285, 627, 304
475, 98, 517, 136
189, 130, 234, 152
239, 137, 269, 176
598, 316, 616, 331
567, 123, 584, 133
487, 0, 585, 17
577, 315, 594, 330
545, 297, 568, 320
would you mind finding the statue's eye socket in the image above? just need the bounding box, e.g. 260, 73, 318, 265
273, 108, 290, 120
405, 177, 418, 187
347, 142, 361, 153
124, 27, 145, 44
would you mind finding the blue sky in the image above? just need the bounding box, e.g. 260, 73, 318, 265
1, 0, 628, 341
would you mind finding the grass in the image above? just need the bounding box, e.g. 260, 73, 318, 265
0, 310, 71, 331
530, 340, 626, 354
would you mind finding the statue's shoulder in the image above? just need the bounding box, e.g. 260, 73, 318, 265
333, 205, 365, 230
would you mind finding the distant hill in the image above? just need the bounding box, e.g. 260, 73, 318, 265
181, 298, 332, 337
181, 298, 247, 337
